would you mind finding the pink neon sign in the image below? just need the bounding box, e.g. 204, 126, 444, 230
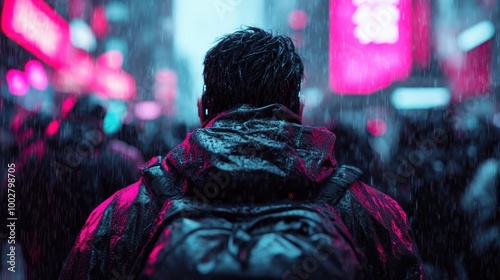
2, 0, 136, 100
412, 0, 431, 69
440, 41, 491, 102
329, 0, 412, 94
1, 0, 72, 68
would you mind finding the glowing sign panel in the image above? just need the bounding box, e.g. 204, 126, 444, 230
329, 0, 412, 94
1, 0, 72, 68
352, 0, 400, 44
2, 0, 136, 100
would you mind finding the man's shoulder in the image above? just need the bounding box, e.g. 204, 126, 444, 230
338, 181, 428, 279
87, 155, 182, 225
346, 180, 408, 221
60, 180, 162, 280
111, 179, 152, 208
82, 180, 153, 228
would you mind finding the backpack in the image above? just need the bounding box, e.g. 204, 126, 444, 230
131, 165, 366, 280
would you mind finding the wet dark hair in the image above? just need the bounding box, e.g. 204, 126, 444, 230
202, 26, 304, 120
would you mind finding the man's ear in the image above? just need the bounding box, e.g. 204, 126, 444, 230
197, 98, 204, 124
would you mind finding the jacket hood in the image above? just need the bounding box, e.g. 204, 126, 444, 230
166, 104, 338, 202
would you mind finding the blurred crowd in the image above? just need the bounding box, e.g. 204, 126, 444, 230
332, 96, 500, 279
0, 91, 499, 279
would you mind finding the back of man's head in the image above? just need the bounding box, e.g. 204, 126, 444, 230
201, 27, 304, 121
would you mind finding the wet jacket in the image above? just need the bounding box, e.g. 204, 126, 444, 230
59, 104, 428, 280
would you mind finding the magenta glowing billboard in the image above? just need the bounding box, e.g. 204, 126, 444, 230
329, 0, 413, 94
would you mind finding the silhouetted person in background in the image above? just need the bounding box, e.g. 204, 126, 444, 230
10, 95, 142, 280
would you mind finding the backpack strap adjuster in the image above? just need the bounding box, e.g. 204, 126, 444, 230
317, 165, 363, 206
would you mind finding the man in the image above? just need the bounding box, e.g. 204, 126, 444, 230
60, 27, 428, 279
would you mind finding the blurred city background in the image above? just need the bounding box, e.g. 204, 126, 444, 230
1, 0, 500, 279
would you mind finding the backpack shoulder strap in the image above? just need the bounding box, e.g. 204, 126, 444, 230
317, 165, 363, 206
139, 156, 184, 204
